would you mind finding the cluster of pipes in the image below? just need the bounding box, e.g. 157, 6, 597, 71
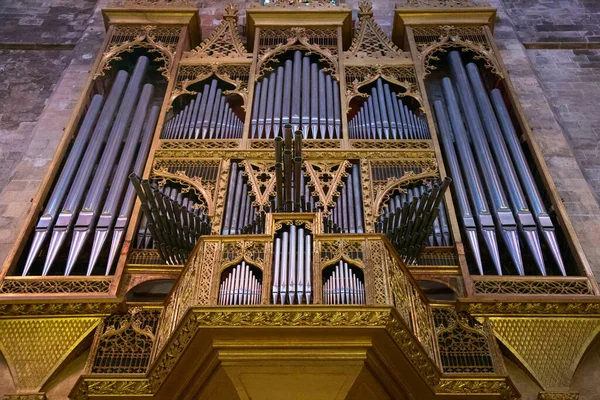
274, 125, 304, 212
376, 181, 452, 248
348, 78, 430, 140
130, 178, 210, 264
322, 260, 365, 305
251, 51, 341, 139
129, 176, 211, 265
162, 79, 243, 140
322, 164, 365, 233
218, 261, 263, 305
433, 51, 566, 276
222, 162, 266, 235
272, 225, 313, 304
377, 178, 451, 265
23, 56, 159, 276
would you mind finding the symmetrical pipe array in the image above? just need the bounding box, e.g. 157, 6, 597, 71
130, 177, 211, 264
23, 56, 159, 276
376, 182, 451, 247
251, 51, 341, 139
218, 261, 262, 305
162, 78, 243, 139
322, 260, 365, 305
272, 225, 312, 304
322, 164, 365, 233
222, 162, 265, 235
348, 78, 429, 140
275, 125, 304, 212
433, 50, 565, 275
377, 178, 451, 265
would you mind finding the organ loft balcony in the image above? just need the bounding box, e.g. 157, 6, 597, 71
71, 211, 517, 400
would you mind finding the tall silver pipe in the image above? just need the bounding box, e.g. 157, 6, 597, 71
288, 225, 297, 304
273, 237, 281, 304
65, 57, 149, 275
282, 59, 293, 127
297, 227, 305, 303
213, 93, 226, 139
23, 94, 104, 276
257, 76, 268, 139
251, 81, 261, 138
310, 62, 319, 138
449, 51, 523, 275
441, 78, 503, 274
383, 83, 398, 139
92, 89, 157, 275
434, 100, 484, 274
42, 71, 129, 275
333, 79, 341, 139
370, 87, 383, 139
200, 80, 218, 139
222, 163, 238, 234
376, 79, 390, 139
467, 63, 544, 275
208, 89, 222, 139
490, 89, 566, 275
291, 50, 302, 132
194, 83, 211, 139
318, 70, 327, 138
280, 231, 289, 304
326, 74, 335, 139
265, 73, 276, 139
305, 233, 312, 303
273, 66, 284, 138
187, 92, 203, 139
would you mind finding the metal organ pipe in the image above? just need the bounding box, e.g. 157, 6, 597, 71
251, 52, 342, 139
162, 78, 243, 140
272, 226, 312, 304
322, 261, 365, 305
489, 89, 566, 275
348, 78, 429, 140
321, 164, 365, 234
218, 261, 262, 305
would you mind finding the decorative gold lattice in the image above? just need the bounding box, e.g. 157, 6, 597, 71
221, 240, 266, 270
184, 4, 250, 60
492, 317, 600, 390
413, 25, 503, 78
320, 239, 364, 268
346, 1, 406, 60
257, 27, 339, 79
303, 160, 352, 215
0, 278, 111, 294
0, 318, 99, 390
473, 278, 594, 295
96, 25, 180, 80
433, 307, 496, 374
91, 308, 160, 374
240, 160, 277, 214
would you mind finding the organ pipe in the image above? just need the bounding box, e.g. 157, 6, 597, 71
272, 225, 312, 304
348, 78, 430, 140
162, 78, 243, 140
218, 261, 262, 305
322, 260, 365, 305
251, 51, 342, 139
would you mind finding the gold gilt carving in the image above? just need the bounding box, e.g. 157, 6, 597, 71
345, 65, 423, 110
152, 159, 221, 215
240, 160, 276, 214
197, 242, 221, 306
346, 1, 405, 60
537, 392, 580, 400
4, 394, 46, 400
464, 301, 600, 316
491, 318, 600, 390
0, 318, 99, 391
435, 378, 519, 399
360, 159, 376, 232
0, 277, 111, 294
319, 239, 364, 268
473, 278, 594, 296
95, 25, 179, 80
91, 308, 161, 374
221, 240, 266, 270
274, 219, 314, 233
399, 0, 486, 8
432, 307, 496, 374
109, 0, 191, 6
350, 139, 431, 149
413, 25, 503, 78
372, 169, 439, 217
0, 302, 118, 317
171, 64, 250, 107
256, 27, 339, 80
159, 139, 239, 151
304, 160, 351, 215
258, 0, 345, 9
184, 4, 250, 60
369, 239, 392, 305
211, 159, 231, 234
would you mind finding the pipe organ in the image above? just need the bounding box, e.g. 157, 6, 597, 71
348, 78, 430, 140
2, 3, 599, 400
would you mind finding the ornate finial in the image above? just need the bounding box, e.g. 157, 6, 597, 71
398, 0, 488, 8
358, 1, 373, 15
346, 1, 405, 60
184, 3, 250, 59
223, 3, 239, 20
